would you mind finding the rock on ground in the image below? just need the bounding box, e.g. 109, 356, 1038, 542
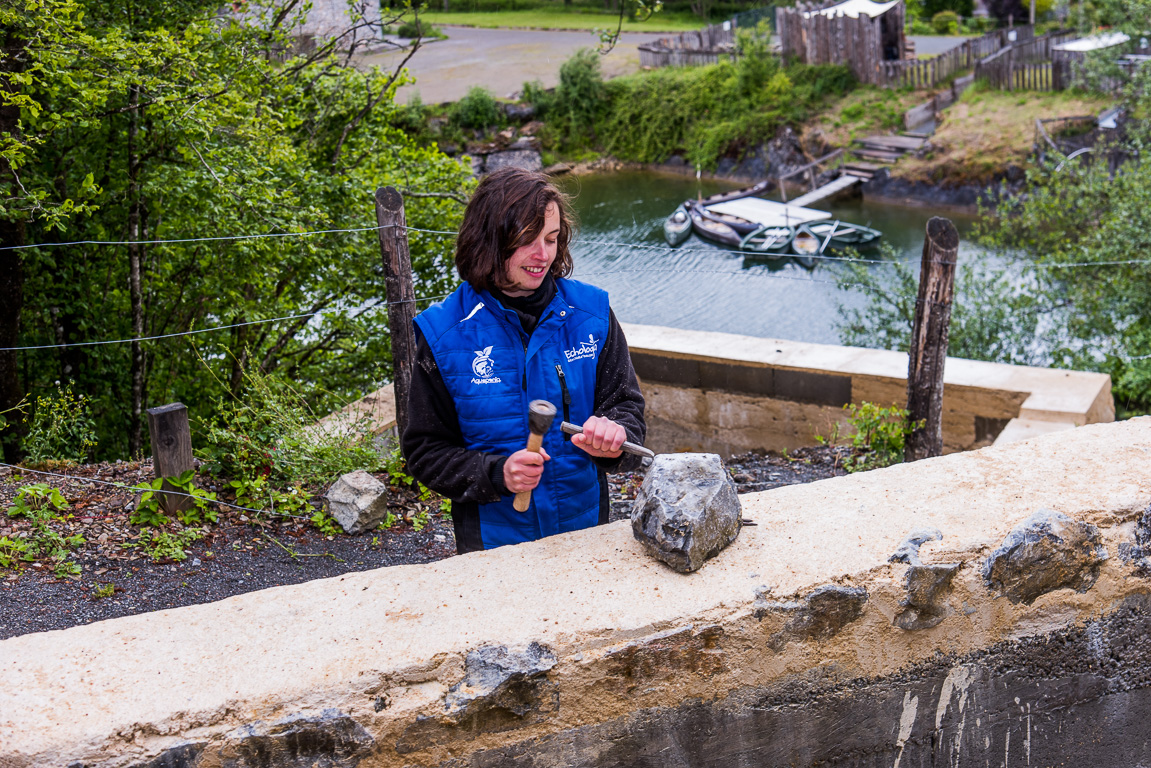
630, 453, 741, 573
325, 470, 390, 534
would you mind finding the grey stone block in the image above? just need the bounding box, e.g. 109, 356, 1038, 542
325, 470, 389, 534
755, 584, 869, 651
983, 509, 1108, 605
631, 453, 741, 573
889, 528, 962, 630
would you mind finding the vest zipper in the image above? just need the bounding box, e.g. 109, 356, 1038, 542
554, 364, 572, 439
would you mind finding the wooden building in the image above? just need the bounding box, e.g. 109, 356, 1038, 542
776, 0, 907, 85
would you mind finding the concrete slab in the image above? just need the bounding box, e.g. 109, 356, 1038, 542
2, 418, 1150, 767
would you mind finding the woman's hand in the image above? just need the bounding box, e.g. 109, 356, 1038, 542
571, 415, 626, 458
503, 447, 551, 493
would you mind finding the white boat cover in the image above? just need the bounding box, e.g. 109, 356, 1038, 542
1053, 32, 1130, 53
803, 0, 899, 19
705, 198, 832, 228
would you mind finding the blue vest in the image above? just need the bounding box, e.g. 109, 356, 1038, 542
414, 278, 610, 548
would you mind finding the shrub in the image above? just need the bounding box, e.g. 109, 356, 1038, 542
449, 86, 501, 131
932, 10, 962, 33
819, 403, 922, 472
395, 19, 444, 39
555, 48, 605, 141
22, 382, 97, 466
4, 483, 85, 576
521, 79, 555, 120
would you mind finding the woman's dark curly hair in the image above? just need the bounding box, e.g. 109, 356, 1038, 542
455, 167, 575, 291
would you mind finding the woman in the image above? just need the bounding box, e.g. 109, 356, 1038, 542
402, 167, 646, 553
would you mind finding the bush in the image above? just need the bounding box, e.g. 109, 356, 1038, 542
555, 48, 605, 142
394, 19, 444, 39
818, 403, 921, 472
22, 382, 97, 466
521, 79, 555, 120
931, 10, 962, 33
449, 86, 501, 131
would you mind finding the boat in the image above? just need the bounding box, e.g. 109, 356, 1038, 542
663, 204, 692, 246
797, 220, 883, 253
667, 181, 882, 258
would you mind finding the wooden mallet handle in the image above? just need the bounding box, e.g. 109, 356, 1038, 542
513, 400, 557, 512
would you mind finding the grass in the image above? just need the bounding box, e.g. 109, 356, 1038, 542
896, 87, 1114, 183
806, 86, 927, 147
410, 9, 706, 32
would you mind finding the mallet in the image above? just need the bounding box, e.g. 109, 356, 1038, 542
513, 400, 557, 512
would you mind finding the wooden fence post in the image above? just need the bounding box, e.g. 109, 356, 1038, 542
375, 187, 417, 440
905, 217, 959, 462
146, 403, 194, 515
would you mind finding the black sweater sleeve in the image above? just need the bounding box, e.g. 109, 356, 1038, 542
401, 326, 510, 503
590, 310, 647, 474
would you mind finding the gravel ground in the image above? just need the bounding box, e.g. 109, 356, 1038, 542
1, 446, 848, 639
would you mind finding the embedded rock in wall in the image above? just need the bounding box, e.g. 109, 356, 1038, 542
631, 453, 741, 573
983, 509, 1107, 604
1119, 502, 1151, 576
470, 137, 543, 177
755, 584, 869, 651
889, 528, 962, 631
325, 470, 388, 534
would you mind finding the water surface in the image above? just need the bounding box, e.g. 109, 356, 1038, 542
560, 170, 980, 345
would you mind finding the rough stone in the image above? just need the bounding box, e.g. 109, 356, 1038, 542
502, 102, 535, 121
755, 584, 869, 651
630, 453, 741, 573
397, 643, 559, 753
889, 528, 962, 630
476, 149, 543, 176
324, 470, 389, 534
218, 710, 373, 768
983, 509, 1108, 604
1118, 502, 1151, 575
126, 742, 205, 768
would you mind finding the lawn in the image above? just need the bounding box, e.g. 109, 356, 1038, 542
409, 8, 706, 32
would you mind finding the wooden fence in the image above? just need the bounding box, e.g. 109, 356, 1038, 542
880, 25, 1043, 89
974, 30, 1077, 90
775, 2, 901, 85
638, 21, 736, 68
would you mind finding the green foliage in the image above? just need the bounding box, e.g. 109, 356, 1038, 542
124, 526, 203, 563
835, 247, 1049, 368
22, 382, 97, 466
554, 49, 606, 143
93, 581, 115, 599
450, 86, 502, 130
3, 0, 472, 461
310, 508, 342, 536
820, 403, 921, 472
4, 482, 84, 575
595, 57, 854, 170
129, 470, 217, 527
521, 80, 556, 120
931, 10, 961, 34
198, 363, 380, 488
395, 19, 446, 38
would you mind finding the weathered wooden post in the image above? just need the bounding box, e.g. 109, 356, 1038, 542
374, 186, 417, 439
905, 217, 959, 462
146, 403, 194, 515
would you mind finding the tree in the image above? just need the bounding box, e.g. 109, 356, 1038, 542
2, 0, 472, 460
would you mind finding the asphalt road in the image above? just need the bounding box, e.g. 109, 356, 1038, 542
359, 26, 670, 105
356, 26, 973, 105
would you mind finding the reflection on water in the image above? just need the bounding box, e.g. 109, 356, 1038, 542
558, 170, 978, 345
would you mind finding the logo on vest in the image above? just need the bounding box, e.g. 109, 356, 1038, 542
563, 333, 600, 363
470, 346, 502, 384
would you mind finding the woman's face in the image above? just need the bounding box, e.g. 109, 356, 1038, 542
502, 202, 559, 297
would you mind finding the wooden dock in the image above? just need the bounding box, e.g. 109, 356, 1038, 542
788, 174, 861, 208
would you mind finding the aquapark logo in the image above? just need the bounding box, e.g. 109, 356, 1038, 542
471, 346, 502, 385
563, 333, 600, 363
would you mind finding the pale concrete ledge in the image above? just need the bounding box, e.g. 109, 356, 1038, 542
310, 325, 1113, 458
623, 323, 1114, 455
3, 418, 1150, 767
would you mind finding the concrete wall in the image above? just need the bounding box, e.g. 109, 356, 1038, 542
3, 418, 1150, 767
624, 323, 1114, 456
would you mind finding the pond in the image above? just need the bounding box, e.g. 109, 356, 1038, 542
559, 170, 982, 345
